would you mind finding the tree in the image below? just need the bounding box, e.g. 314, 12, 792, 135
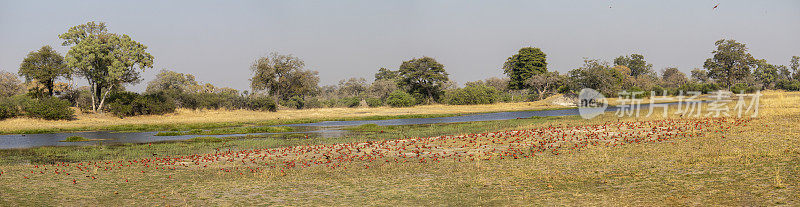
60, 21, 154, 112
250, 52, 319, 101
525, 71, 564, 100
397, 56, 449, 103
702, 39, 756, 88
146, 69, 200, 93
791, 56, 800, 80
0, 71, 23, 97
368, 79, 399, 100
614, 54, 654, 77
503, 47, 547, 90
753, 59, 780, 89
338, 77, 367, 97
690, 68, 709, 83
18, 46, 70, 96
568, 59, 626, 96
660, 67, 688, 88
374, 68, 398, 81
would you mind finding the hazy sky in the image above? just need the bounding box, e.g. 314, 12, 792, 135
1, 0, 799, 92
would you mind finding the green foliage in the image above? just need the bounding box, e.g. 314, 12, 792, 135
279, 96, 306, 109
730, 83, 757, 94
397, 57, 449, 103
250, 52, 319, 101
776, 80, 800, 91
703, 39, 757, 88
340, 97, 361, 108
386, 90, 416, 107
0, 97, 20, 120
374, 68, 399, 81
22, 97, 74, 120
247, 96, 278, 112
443, 85, 499, 105
365, 97, 383, 107
18, 45, 70, 96
146, 69, 200, 93
568, 59, 628, 96
62, 136, 90, 142
186, 137, 224, 143
60, 21, 154, 112
106, 91, 176, 117
614, 54, 653, 77
504, 47, 548, 90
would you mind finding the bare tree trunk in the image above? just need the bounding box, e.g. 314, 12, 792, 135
91, 83, 97, 112
97, 85, 114, 113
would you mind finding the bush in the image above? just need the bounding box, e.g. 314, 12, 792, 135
0, 98, 19, 120
776, 80, 800, 91
365, 97, 383, 107
340, 97, 361, 108
386, 90, 416, 107
22, 97, 74, 120
246, 96, 277, 112
106, 92, 176, 117
730, 83, 757, 94
443, 85, 498, 105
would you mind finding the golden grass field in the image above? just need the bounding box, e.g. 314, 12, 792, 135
0, 91, 797, 206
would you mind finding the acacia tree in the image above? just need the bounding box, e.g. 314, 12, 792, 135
0, 71, 23, 97
397, 56, 449, 103
146, 69, 200, 93
703, 39, 756, 88
526, 71, 564, 100
660, 67, 688, 88
374, 68, 399, 81
60, 21, 154, 112
18, 46, 70, 96
690, 68, 709, 83
614, 54, 654, 77
503, 47, 547, 90
250, 52, 319, 101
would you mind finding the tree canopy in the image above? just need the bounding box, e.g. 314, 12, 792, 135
503, 47, 547, 90
614, 54, 654, 77
18, 45, 70, 96
146, 69, 200, 93
60, 21, 154, 112
702, 39, 756, 88
397, 56, 449, 103
250, 52, 320, 101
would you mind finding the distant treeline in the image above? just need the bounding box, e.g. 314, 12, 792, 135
1, 21, 799, 120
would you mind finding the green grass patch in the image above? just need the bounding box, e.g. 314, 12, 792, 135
154, 126, 293, 136
186, 137, 224, 143
60, 136, 90, 142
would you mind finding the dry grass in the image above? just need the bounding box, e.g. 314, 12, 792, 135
0, 91, 797, 206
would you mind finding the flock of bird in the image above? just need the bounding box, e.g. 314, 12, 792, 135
1, 117, 750, 184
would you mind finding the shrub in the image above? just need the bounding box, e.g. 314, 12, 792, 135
386, 90, 416, 107
0, 98, 19, 120
443, 85, 498, 105
106, 92, 176, 117
22, 97, 74, 120
776, 80, 800, 91
365, 97, 383, 107
730, 83, 757, 94
340, 97, 361, 108
247, 96, 277, 112
303, 98, 324, 108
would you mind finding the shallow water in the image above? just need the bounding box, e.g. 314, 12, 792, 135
0, 102, 682, 149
